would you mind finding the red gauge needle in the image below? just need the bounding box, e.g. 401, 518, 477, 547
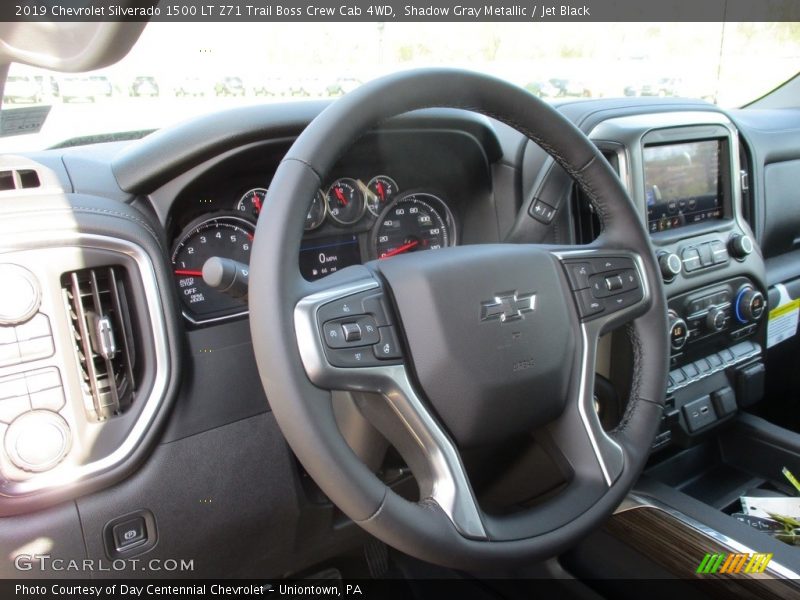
334, 187, 348, 206
376, 181, 385, 201
380, 240, 419, 259
174, 269, 203, 277
253, 195, 263, 214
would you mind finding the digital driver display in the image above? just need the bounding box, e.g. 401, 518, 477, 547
299, 234, 361, 281
644, 140, 723, 233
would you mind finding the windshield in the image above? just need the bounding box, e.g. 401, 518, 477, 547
1, 21, 798, 151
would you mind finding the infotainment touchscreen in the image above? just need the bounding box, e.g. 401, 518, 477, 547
644, 140, 723, 233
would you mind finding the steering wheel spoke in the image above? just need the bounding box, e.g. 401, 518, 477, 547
542, 245, 652, 486
294, 275, 487, 540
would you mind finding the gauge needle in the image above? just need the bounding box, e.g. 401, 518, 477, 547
253, 195, 262, 214
376, 181, 385, 201
334, 187, 348, 206
174, 269, 203, 276
380, 240, 419, 258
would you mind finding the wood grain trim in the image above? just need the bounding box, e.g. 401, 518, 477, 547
604, 506, 799, 599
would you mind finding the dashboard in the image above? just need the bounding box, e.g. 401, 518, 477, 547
0, 93, 799, 577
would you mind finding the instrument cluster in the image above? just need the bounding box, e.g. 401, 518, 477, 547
170, 174, 457, 324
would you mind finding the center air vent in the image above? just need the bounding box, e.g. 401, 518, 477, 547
62, 267, 137, 422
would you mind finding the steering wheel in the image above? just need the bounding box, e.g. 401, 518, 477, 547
249, 69, 669, 571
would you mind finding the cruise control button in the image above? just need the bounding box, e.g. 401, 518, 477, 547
619, 269, 640, 292
374, 327, 402, 360
575, 289, 603, 318
326, 347, 381, 368
590, 256, 633, 274
564, 262, 592, 291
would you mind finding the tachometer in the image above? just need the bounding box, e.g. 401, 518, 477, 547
372, 192, 455, 260
326, 177, 365, 225
171, 214, 254, 321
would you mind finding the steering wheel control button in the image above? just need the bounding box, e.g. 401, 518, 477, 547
529, 199, 557, 224
113, 517, 147, 551
576, 289, 603, 318
326, 347, 381, 368
374, 327, 402, 360
341, 322, 362, 342
323, 316, 380, 349
4, 410, 70, 472
605, 275, 624, 292
564, 262, 592, 290
0, 264, 41, 326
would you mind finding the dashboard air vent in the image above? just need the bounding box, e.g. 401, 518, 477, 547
62, 267, 137, 421
572, 149, 620, 244
0, 169, 40, 191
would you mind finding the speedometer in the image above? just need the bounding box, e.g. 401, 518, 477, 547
371, 192, 456, 260
171, 214, 254, 322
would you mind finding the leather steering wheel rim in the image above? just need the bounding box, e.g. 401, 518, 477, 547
249, 68, 669, 571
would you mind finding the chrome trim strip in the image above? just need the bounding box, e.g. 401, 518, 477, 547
0, 233, 172, 497
618, 494, 800, 580
294, 278, 487, 539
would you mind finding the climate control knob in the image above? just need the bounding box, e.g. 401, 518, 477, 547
669, 311, 689, 351
735, 286, 765, 323
706, 306, 727, 332
658, 252, 682, 281
729, 234, 753, 259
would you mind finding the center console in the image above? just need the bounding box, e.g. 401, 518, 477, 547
590, 112, 767, 452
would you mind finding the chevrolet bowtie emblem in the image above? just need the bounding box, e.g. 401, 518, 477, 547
480, 291, 536, 322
